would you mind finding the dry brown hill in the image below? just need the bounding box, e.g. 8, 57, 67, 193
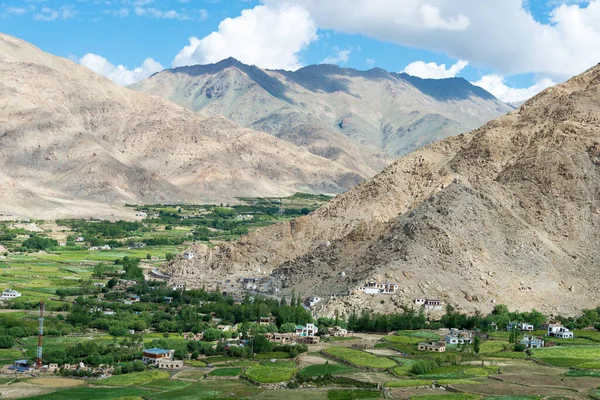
131, 59, 512, 180
164, 64, 600, 317
0, 33, 364, 218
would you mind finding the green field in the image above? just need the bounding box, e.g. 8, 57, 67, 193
90, 370, 169, 386
208, 367, 242, 377
298, 363, 357, 377
531, 346, 600, 367
324, 347, 396, 369
385, 379, 432, 387
245, 361, 297, 383
327, 390, 382, 400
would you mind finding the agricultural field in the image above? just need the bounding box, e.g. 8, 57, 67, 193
244, 361, 297, 383
323, 347, 397, 369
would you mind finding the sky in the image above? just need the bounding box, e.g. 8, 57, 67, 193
1, 0, 599, 103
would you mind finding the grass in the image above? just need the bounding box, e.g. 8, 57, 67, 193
482, 397, 541, 400
324, 347, 396, 369
298, 363, 357, 377
565, 369, 600, 377
410, 394, 481, 400
91, 370, 169, 386
254, 351, 292, 359
437, 378, 482, 385
392, 358, 416, 376
384, 379, 432, 387
479, 340, 509, 353
398, 331, 441, 340
142, 379, 191, 390
23, 387, 153, 399
575, 361, 600, 369
184, 360, 207, 367
208, 367, 242, 377
327, 390, 381, 400
245, 361, 296, 383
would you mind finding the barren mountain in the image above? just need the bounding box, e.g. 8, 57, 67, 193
164, 64, 600, 317
0, 33, 364, 218
131, 59, 512, 178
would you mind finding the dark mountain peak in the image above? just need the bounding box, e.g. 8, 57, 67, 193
392, 72, 496, 101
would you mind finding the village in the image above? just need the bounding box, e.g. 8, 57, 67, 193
1, 212, 600, 399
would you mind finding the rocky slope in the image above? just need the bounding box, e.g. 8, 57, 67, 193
0, 34, 364, 218
164, 64, 600, 317
131, 59, 512, 179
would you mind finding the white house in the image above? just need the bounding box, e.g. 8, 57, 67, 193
414, 299, 444, 310
358, 281, 399, 295
551, 326, 574, 339
306, 297, 322, 307
183, 252, 196, 260
1, 289, 21, 299
445, 329, 474, 345
296, 323, 318, 337
171, 283, 185, 291
508, 322, 534, 332
547, 324, 573, 338
136, 212, 148, 218
75, 236, 85, 242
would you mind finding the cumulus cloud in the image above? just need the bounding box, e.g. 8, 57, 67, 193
472, 75, 556, 103
172, 4, 317, 70
79, 53, 163, 86
322, 48, 352, 65
403, 60, 468, 79
263, 0, 600, 78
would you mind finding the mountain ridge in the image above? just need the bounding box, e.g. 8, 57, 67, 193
131, 58, 512, 180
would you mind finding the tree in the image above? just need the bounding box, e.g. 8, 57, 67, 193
203, 328, 221, 342
93, 263, 106, 278
165, 253, 175, 261
280, 323, 296, 333
473, 336, 480, 354
0, 335, 15, 348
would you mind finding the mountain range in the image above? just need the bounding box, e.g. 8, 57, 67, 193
0, 34, 367, 218
0, 33, 510, 218
131, 58, 512, 179
164, 63, 600, 317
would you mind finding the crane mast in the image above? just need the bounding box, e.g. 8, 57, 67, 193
35, 301, 44, 368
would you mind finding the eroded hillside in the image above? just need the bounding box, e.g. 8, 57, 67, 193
164, 64, 600, 317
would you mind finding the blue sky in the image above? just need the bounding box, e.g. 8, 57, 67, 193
1, 0, 598, 102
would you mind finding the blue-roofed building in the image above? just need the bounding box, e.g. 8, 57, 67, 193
142, 348, 174, 364
9, 359, 30, 372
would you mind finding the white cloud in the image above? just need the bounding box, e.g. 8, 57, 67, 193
135, 7, 190, 20
403, 60, 468, 79
263, 0, 600, 78
321, 48, 352, 65
172, 4, 317, 70
33, 5, 77, 21
472, 74, 555, 103
79, 53, 163, 86
366, 58, 375, 65
1, 6, 28, 17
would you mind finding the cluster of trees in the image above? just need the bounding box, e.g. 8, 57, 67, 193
57, 220, 146, 239
43, 339, 143, 366
347, 308, 428, 332
21, 235, 58, 251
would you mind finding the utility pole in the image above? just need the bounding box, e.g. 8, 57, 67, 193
35, 301, 44, 369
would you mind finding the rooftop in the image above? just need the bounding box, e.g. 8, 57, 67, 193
143, 348, 171, 355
